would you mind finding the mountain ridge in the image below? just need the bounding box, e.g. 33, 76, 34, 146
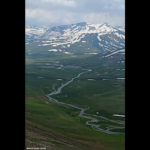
26, 22, 125, 57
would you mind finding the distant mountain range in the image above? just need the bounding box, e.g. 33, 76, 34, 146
26, 22, 125, 56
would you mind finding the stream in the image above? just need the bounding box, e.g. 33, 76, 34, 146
46, 69, 124, 135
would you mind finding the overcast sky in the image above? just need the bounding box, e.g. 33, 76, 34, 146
26, 0, 125, 27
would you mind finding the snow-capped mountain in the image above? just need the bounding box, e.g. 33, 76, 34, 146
26, 22, 125, 55
25, 27, 47, 43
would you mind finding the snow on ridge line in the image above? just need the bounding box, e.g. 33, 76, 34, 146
26, 28, 46, 35
43, 23, 124, 46
26, 23, 125, 47
104, 49, 125, 57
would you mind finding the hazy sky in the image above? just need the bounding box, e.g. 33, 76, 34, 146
26, 0, 125, 27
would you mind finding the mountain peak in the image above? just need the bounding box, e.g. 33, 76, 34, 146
100, 23, 112, 27
26, 22, 125, 53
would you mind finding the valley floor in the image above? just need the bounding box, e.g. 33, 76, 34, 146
25, 53, 125, 150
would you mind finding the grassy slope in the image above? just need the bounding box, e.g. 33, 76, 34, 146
25, 54, 125, 150
26, 87, 125, 150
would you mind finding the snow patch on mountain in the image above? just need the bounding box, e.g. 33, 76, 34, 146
35, 23, 124, 49
26, 22, 125, 53
104, 49, 125, 57
26, 28, 46, 35
48, 49, 58, 52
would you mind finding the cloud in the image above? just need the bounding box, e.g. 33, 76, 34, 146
26, 0, 125, 26
26, 9, 58, 21
83, 13, 110, 24
41, 0, 76, 7
82, 12, 124, 26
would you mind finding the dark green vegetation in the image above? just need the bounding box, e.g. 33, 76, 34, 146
53, 54, 125, 117
26, 49, 125, 150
